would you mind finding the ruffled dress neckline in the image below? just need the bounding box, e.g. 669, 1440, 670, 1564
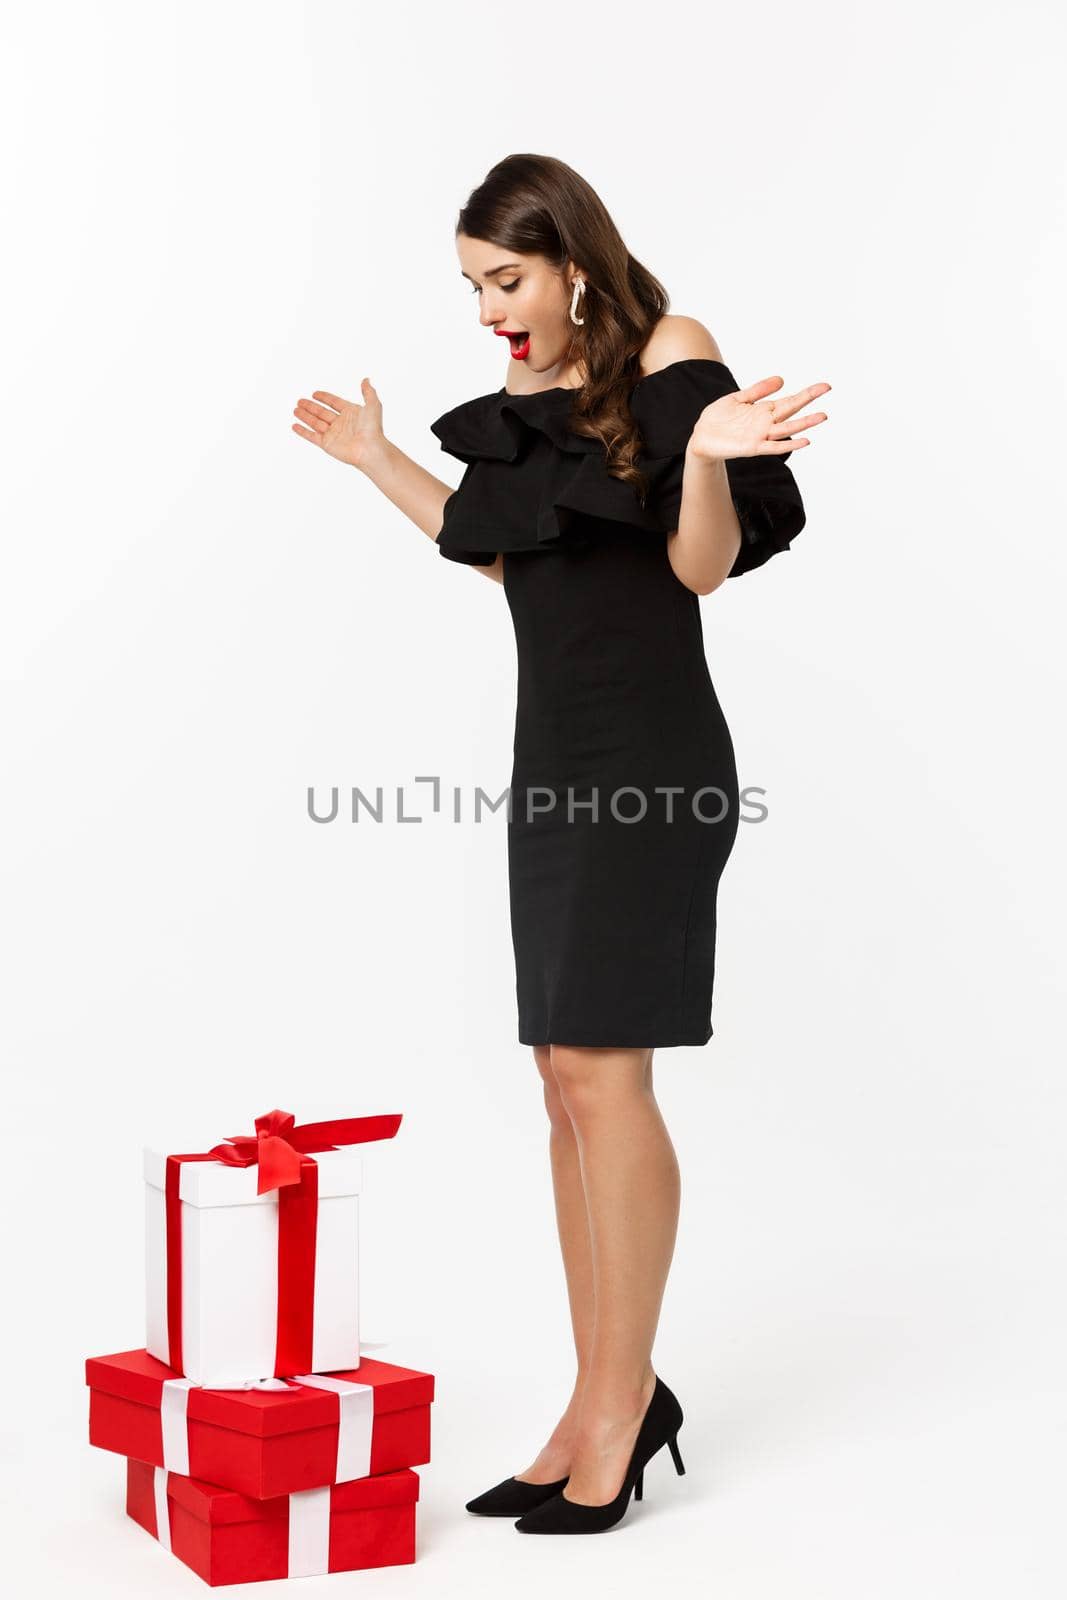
429, 359, 806, 577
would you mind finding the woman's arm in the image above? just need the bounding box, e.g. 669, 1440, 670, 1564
292, 380, 504, 585
669, 452, 743, 596
637, 320, 829, 596
680, 370, 828, 593
637, 320, 741, 595
358, 440, 504, 585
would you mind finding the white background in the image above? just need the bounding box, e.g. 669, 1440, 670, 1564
3, 1, 1064, 1594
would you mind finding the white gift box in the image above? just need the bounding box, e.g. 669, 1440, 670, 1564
144, 1146, 362, 1388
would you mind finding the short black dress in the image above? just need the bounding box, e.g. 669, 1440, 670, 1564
430, 357, 805, 1049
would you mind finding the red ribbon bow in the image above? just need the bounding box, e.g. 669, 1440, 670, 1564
166, 1108, 402, 1378
207, 1109, 402, 1196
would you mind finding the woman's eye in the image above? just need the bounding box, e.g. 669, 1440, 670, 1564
469, 281, 520, 294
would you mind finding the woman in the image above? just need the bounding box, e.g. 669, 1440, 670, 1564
292, 154, 829, 1535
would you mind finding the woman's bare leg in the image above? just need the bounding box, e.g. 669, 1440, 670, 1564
514, 1043, 597, 1483
547, 1042, 680, 1505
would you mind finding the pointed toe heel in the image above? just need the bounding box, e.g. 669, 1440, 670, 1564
513, 1375, 687, 1534
466, 1473, 570, 1516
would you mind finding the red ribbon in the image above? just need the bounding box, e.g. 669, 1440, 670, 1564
165, 1109, 402, 1377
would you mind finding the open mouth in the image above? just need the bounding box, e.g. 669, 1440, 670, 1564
498, 330, 531, 360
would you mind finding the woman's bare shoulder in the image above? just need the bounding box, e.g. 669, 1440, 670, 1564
637, 314, 723, 377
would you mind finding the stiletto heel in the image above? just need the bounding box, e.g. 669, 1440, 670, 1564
514, 1375, 685, 1534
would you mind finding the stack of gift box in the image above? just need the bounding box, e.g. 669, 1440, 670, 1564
85, 1109, 435, 1586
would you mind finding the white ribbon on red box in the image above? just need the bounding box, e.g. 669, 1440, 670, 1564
153, 1467, 174, 1552
293, 1374, 374, 1481
159, 1377, 197, 1476
151, 1469, 335, 1577
288, 1484, 332, 1578
160, 1371, 375, 1482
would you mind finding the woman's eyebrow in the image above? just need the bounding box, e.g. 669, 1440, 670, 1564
460, 263, 523, 282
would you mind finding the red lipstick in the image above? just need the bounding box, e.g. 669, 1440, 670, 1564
495, 328, 531, 360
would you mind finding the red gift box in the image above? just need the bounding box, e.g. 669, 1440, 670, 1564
126, 1458, 418, 1584
87, 1348, 433, 1499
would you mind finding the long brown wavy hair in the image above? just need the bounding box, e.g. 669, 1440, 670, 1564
456, 153, 670, 505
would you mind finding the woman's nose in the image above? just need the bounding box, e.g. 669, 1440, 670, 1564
478, 298, 502, 329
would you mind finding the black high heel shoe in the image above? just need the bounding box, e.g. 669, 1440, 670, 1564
465, 1473, 571, 1516
513, 1375, 684, 1534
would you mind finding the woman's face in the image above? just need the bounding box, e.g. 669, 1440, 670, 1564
456, 233, 580, 380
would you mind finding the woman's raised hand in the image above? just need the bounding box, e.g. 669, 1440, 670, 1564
291, 378, 386, 470
688, 375, 831, 463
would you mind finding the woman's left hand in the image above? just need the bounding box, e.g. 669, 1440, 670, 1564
687, 375, 831, 463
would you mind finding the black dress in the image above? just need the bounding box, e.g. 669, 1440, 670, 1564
430, 358, 805, 1049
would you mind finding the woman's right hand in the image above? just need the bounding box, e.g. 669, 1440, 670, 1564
292, 378, 386, 471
